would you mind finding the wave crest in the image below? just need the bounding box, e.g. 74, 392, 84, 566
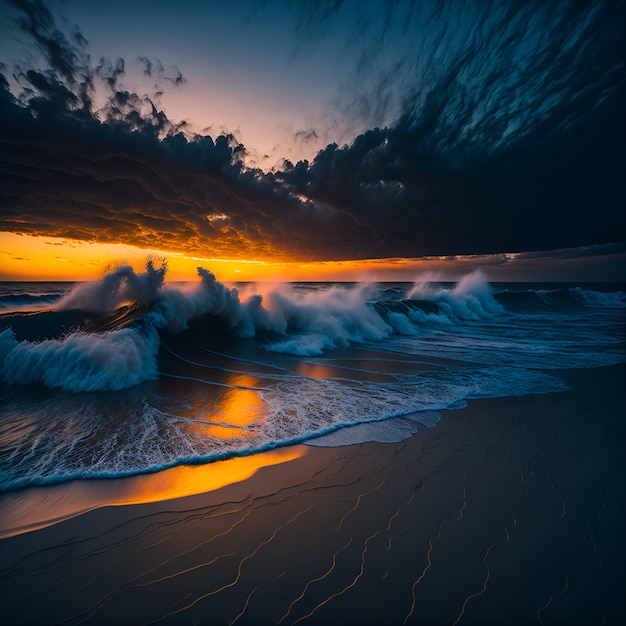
0, 325, 158, 392
6, 265, 620, 394
55, 260, 166, 313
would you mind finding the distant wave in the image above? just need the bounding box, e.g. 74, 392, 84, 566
0, 293, 55, 308
494, 286, 626, 313
0, 293, 63, 313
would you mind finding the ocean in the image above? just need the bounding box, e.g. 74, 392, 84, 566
1, 268, 625, 497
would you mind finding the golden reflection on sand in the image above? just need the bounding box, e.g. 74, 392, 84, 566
0, 447, 304, 539
115, 447, 302, 506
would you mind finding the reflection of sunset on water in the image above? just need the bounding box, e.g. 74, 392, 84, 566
291, 362, 337, 380
204, 375, 266, 440
173, 374, 267, 442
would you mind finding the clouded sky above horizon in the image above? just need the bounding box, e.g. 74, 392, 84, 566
0, 0, 625, 280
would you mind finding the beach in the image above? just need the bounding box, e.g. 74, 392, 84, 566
2, 1, 625, 623
1, 363, 624, 625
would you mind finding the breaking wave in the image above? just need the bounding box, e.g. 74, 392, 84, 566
0, 265, 624, 491
0, 325, 159, 392
1, 266, 624, 394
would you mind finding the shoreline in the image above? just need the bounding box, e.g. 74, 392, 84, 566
1, 363, 624, 624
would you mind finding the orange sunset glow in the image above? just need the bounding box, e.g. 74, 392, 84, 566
0, 231, 446, 282
4, 232, 623, 284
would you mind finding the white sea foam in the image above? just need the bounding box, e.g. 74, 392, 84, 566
258, 284, 392, 355
0, 361, 569, 491
408, 269, 504, 320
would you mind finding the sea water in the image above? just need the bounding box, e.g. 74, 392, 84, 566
0, 269, 624, 492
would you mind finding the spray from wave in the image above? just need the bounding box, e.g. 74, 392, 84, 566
1, 264, 505, 391
55, 260, 167, 313
4, 263, 622, 394
407, 270, 504, 320
149, 267, 504, 355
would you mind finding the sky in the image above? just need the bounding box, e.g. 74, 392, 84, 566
0, 0, 625, 282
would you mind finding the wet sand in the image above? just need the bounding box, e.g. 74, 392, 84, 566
1, 364, 624, 625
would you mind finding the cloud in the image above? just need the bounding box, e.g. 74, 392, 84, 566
279, 0, 626, 256
0, 0, 624, 264
0, 73, 354, 259
136, 57, 186, 86
95, 57, 126, 90
10, 0, 86, 84
0, 251, 29, 261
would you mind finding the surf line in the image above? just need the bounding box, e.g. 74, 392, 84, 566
160, 373, 267, 391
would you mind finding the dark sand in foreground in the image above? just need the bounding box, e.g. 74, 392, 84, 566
1, 365, 624, 625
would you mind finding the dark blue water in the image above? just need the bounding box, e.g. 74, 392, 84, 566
0, 269, 624, 491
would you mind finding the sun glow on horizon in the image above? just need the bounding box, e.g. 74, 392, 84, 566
4, 231, 617, 283
0, 232, 292, 281
0, 231, 448, 282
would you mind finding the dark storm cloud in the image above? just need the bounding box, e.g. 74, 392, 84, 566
1, 0, 366, 260
280, 0, 626, 256
0, 0, 624, 262
513, 242, 626, 262
0, 74, 354, 258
